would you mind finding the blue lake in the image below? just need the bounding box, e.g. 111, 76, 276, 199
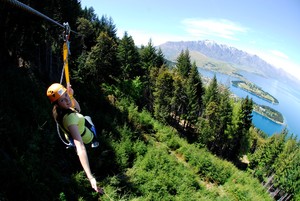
198, 68, 300, 137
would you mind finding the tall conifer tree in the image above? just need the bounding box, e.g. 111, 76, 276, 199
185, 62, 203, 129
176, 49, 191, 78
153, 66, 174, 122
118, 31, 141, 79
230, 96, 253, 159
79, 31, 119, 85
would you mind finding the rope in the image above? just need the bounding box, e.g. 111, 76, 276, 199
1, 0, 80, 35
56, 123, 71, 146
2, 1, 81, 148
59, 61, 65, 84
56, 22, 73, 148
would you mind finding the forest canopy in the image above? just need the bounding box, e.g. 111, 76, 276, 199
0, 0, 299, 200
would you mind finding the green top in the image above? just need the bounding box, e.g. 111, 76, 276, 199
62, 112, 93, 144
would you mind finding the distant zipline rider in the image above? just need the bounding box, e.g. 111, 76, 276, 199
46, 22, 103, 194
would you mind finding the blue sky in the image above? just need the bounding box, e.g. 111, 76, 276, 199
80, 0, 300, 80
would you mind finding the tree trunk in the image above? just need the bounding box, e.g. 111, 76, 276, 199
264, 174, 274, 188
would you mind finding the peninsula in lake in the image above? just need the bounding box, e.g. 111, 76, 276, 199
231, 80, 279, 104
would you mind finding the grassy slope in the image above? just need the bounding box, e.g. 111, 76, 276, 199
99, 102, 272, 200
0, 66, 272, 200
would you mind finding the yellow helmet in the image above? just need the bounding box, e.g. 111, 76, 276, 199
46, 83, 67, 103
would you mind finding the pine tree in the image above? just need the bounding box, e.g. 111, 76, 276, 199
197, 75, 220, 147
153, 66, 174, 123
79, 31, 119, 85
140, 40, 162, 111
176, 49, 192, 78
98, 15, 118, 41
118, 31, 141, 80
156, 48, 166, 68
229, 96, 253, 160
197, 101, 220, 147
249, 132, 287, 180
140, 39, 159, 73
213, 88, 233, 157
170, 74, 186, 124
203, 75, 219, 106
185, 62, 203, 129
272, 134, 300, 198
77, 17, 96, 52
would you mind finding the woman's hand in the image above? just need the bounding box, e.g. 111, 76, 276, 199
66, 85, 81, 112
67, 85, 74, 96
89, 177, 104, 194
69, 125, 100, 193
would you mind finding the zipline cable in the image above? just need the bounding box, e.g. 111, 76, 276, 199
1, 0, 80, 35
3, 1, 108, 195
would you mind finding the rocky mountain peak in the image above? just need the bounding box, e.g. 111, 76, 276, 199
158, 40, 300, 86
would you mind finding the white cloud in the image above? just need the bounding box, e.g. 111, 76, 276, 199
252, 49, 300, 80
117, 24, 300, 82
117, 18, 249, 46
270, 50, 289, 59
117, 28, 190, 46
181, 18, 248, 41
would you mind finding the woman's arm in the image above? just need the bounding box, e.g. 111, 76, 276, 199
68, 124, 102, 193
71, 97, 81, 112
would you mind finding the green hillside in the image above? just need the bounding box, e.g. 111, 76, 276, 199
1, 1, 299, 200
189, 51, 237, 73
0, 66, 271, 201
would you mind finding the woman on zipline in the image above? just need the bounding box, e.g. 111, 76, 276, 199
47, 83, 103, 193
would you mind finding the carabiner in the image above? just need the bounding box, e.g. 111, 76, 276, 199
63, 22, 71, 42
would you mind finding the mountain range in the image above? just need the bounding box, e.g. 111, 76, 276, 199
158, 40, 300, 86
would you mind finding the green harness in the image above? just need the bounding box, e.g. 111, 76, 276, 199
56, 108, 97, 148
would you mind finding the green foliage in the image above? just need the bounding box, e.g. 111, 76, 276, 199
120, 102, 271, 200
58, 192, 67, 201
0, 67, 70, 200
1, 1, 296, 199
153, 66, 174, 122
138, 40, 165, 110
228, 96, 253, 160
120, 77, 144, 103
112, 124, 147, 170
79, 31, 119, 85
0, 64, 273, 200
118, 32, 142, 79
127, 146, 202, 200
170, 74, 187, 123
272, 136, 300, 196
185, 62, 202, 127
225, 171, 272, 201
178, 145, 234, 185
203, 75, 219, 105
249, 132, 287, 180
176, 49, 192, 78
139, 40, 161, 72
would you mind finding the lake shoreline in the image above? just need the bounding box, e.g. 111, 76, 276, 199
231, 80, 279, 104
198, 67, 299, 136
252, 110, 285, 125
